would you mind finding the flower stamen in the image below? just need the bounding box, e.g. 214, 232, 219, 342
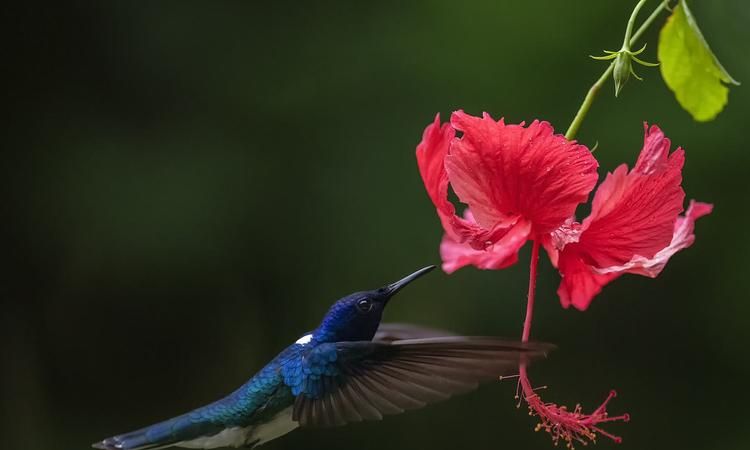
519, 373, 630, 449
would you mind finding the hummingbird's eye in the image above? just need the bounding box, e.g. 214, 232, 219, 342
356, 299, 373, 313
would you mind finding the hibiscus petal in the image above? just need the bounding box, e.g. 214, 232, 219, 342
596, 200, 713, 277
634, 123, 673, 175
416, 114, 519, 249
558, 200, 711, 310
416, 114, 454, 215
577, 124, 686, 267
556, 246, 620, 311
441, 215, 532, 274
447, 111, 599, 235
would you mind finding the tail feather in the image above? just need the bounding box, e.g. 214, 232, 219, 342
92, 413, 224, 450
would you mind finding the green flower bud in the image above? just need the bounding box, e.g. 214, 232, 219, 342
613, 51, 632, 97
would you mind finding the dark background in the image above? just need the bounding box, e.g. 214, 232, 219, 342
3, 1, 749, 449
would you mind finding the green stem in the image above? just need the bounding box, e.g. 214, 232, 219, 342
565, 0, 671, 141
565, 67, 613, 141
622, 0, 648, 49
631, 0, 670, 43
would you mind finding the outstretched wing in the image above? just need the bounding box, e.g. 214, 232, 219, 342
289, 337, 553, 428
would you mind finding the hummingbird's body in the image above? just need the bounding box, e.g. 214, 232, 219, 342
94, 266, 550, 450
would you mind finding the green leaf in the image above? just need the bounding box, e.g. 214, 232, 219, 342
657, 0, 739, 122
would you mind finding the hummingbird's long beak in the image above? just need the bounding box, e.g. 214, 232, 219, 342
383, 265, 436, 299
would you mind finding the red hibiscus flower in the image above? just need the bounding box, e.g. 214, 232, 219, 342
417, 113, 711, 310
416, 111, 712, 447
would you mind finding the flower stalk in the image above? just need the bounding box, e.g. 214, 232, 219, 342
520, 240, 540, 343
518, 239, 630, 448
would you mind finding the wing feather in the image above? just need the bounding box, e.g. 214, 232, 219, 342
293, 336, 553, 427
346, 377, 385, 420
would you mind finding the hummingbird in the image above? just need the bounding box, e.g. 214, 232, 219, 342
93, 265, 551, 450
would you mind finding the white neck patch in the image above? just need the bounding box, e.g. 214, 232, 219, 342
295, 333, 313, 345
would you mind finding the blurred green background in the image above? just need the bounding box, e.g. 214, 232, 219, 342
4, 1, 749, 449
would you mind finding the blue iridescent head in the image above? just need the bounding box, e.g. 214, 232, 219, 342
313, 266, 435, 343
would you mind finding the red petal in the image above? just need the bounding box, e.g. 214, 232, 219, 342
416, 114, 519, 249
558, 200, 711, 310
577, 124, 685, 267
634, 123, 675, 175
440, 211, 531, 273
447, 111, 598, 235
556, 246, 619, 310
416, 114, 454, 216
596, 200, 713, 277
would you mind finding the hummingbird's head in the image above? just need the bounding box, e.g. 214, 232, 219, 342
313, 266, 435, 343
